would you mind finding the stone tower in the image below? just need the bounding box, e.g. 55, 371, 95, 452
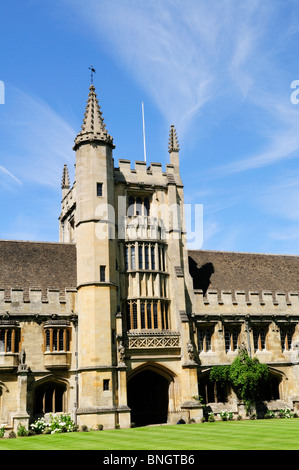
60, 83, 203, 428
73, 85, 129, 428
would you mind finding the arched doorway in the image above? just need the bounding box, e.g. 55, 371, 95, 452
127, 369, 170, 426
34, 381, 67, 417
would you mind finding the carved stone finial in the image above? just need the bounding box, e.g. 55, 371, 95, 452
61, 164, 70, 190
168, 125, 180, 153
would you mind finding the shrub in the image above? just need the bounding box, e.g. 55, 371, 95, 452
278, 407, 294, 419
264, 410, 276, 419
17, 424, 28, 437
97, 424, 104, 430
0, 427, 5, 438
115, 423, 120, 429
30, 414, 77, 435
8, 431, 16, 439
219, 410, 234, 421
81, 425, 89, 432
208, 412, 215, 422
30, 417, 46, 434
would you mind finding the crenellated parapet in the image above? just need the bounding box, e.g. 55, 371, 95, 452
194, 289, 299, 317
115, 159, 182, 188
0, 287, 76, 314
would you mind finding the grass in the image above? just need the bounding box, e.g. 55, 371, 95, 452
1, 419, 299, 450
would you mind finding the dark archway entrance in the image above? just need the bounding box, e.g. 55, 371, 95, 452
34, 382, 66, 417
127, 369, 169, 426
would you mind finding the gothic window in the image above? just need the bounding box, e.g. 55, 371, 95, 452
125, 245, 129, 271
127, 195, 151, 217
138, 245, 143, 269
136, 197, 142, 215
144, 245, 149, 270
125, 242, 166, 272
253, 326, 268, 352
45, 328, 70, 352
144, 197, 150, 216
225, 326, 240, 353
280, 327, 294, 351
151, 246, 155, 270
147, 302, 152, 329
128, 196, 135, 217
130, 246, 135, 270
126, 300, 170, 331
140, 302, 146, 329
198, 327, 213, 352
132, 302, 138, 329
0, 327, 19, 353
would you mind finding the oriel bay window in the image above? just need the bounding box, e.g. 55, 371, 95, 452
127, 195, 150, 217
124, 242, 166, 272
126, 299, 169, 331
0, 323, 19, 353
44, 323, 70, 352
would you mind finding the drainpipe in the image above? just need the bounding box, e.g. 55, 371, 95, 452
73, 315, 79, 425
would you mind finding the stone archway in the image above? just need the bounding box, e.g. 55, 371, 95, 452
127, 365, 174, 426
33, 378, 68, 418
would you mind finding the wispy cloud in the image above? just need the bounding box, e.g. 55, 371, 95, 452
66, 0, 272, 135
0, 85, 76, 188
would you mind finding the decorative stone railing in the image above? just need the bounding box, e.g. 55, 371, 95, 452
126, 330, 180, 349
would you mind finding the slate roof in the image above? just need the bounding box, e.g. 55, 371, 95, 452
188, 249, 299, 295
0, 240, 77, 291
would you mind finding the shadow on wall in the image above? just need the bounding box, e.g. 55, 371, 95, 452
188, 257, 214, 295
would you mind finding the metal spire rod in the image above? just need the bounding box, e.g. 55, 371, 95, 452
89, 65, 96, 84
142, 101, 147, 163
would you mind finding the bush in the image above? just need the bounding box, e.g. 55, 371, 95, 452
81, 425, 89, 432
97, 424, 104, 430
0, 427, 5, 438
31, 414, 77, 434
278, 407, 294, 419
264, 410, 276, 419
8, 431, 16, 439
208, 412, 215, 422
30, 417, 46, 434
219, 410, 234, 421
17, 424, 28, 437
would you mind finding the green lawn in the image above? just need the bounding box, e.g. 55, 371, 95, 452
1, 419, 299, 450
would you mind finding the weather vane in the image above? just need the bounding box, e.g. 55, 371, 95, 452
89, 65, 96, 84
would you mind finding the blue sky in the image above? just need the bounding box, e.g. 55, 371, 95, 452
1, 0, 299, 254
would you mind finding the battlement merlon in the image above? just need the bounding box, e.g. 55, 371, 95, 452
115, 159, 183, 188
0, 287, 76, 313
193, 289, 299, 315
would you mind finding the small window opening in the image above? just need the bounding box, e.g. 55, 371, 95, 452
100, 265, 106, 282
97, 183, 103, 197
